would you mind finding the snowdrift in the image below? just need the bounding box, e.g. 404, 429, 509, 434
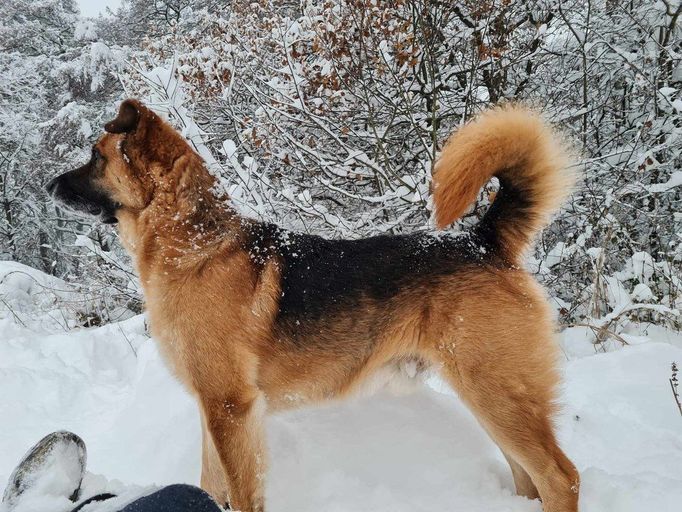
1, 261, 682, 511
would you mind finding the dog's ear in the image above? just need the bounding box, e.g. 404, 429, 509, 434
104, 99, 142, 134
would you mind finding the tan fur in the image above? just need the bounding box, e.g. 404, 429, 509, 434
433, 105, 576, 262
81, 101, 579, 512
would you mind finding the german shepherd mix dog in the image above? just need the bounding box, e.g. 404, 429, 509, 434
48, 100, 579, 512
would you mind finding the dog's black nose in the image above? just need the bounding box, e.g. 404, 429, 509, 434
45, 177, 59, 196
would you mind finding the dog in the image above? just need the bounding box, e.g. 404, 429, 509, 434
48, 99, 579, 512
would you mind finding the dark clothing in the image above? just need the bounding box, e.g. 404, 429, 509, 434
71, 485, 222, 512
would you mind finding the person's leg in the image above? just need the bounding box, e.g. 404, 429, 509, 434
68, 486, 223, 512
116, 484, 223, 512
3, 432, 224, 512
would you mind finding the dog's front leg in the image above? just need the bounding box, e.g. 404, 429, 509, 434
200, 410, 230, 507
200, 389, 267, 512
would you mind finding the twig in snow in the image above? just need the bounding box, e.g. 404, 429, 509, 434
670, 362, 682, 418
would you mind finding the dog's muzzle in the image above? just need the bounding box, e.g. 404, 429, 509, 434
47, 170, 119, 224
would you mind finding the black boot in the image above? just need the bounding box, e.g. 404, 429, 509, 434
2, 431, 87, 510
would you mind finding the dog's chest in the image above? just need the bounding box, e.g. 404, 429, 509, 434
142, 284, 199, 390
149, 313, 195, 388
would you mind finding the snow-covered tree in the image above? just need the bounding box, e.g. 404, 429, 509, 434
1, 0, 680, 331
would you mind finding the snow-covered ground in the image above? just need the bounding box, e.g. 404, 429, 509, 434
1, 261, 682, 511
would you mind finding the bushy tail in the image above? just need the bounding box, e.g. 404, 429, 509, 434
432, 105, 576, 264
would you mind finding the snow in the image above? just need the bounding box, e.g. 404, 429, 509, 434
74, 20, 97, 42
0, 262, 81, 326
646, 171, 682, 193
2, 262, 682, 511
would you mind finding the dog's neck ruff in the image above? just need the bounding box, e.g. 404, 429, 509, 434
118, 189, 242, 280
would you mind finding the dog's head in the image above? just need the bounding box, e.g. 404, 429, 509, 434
47, 99, 205, 225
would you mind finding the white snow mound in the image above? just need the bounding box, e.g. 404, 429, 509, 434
1, 264, 682, 511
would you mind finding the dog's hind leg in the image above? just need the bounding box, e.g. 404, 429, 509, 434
200, 388, 267, 512
436, 343, 578, 512
425, 279, 579, 512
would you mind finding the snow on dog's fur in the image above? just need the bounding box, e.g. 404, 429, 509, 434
48, 100, 579, 512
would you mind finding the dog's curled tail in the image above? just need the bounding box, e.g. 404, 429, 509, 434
432, 105, 576, 264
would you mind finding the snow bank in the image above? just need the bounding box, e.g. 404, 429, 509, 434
1, 275, 682, 510
0, 262, 73, 309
